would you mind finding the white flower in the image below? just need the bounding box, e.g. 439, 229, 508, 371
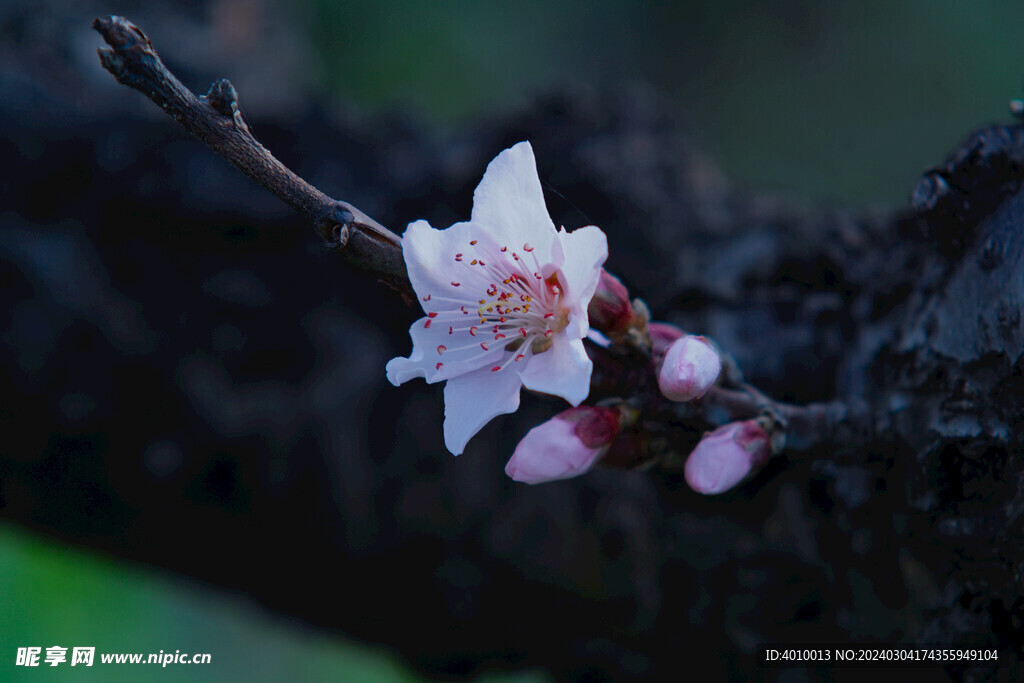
386, 142, 608, 455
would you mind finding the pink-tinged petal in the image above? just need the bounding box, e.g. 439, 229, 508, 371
443, 365, 523, 455
684, 420, 770, 495
518, 337, 592, 406
657, 335, 721, 402
402, 219, 492, 312
504, 411, 606, 484
553, 226, 608, 338
471, 142, 559, 261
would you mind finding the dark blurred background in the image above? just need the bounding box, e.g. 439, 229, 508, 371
2, 1, 1023, 681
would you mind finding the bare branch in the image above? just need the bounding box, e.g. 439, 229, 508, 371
92, 15, 411, 299
695, 386, 851, 454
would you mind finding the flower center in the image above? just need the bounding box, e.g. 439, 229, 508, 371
421, 239, 571, 373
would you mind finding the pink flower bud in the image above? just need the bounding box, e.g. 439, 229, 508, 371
657, 335, 721, 402
505, 406, 620, 484
685, 420, 770, 495
648, 322, 685, 359
587, 269, 634, 335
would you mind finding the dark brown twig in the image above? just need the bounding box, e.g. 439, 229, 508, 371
695, 387, 850, 453
92, 15, 412, 299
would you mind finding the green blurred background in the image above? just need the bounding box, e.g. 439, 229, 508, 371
301, 0, 1024, 204
6, 0, 1024, 680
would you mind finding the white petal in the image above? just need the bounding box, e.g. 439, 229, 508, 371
471, 142, 559, 261
402, 219, 493, 312
443, 365, 523, 455
518, 337, 592, 406
386, 346, 427, 386
557, 225, 608, 303
386, 315, 504, 386
554, 225, 608, 338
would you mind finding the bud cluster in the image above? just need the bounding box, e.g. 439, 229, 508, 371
507, 267, 783, 491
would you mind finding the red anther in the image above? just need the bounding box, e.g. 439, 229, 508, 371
451, 281, 461, 287
460, 305, 468, 314
469, 326, 478, 336
499, 317, 508, 323
437, 345, 446, 354
491, 365, 501, 372
523, 243, 534, 252
480, 342, 489, 351
544, 312, 554, 319
534, 272, 542, 279
424, 319, 432, 328
422, 294, 432, 301
520, 328, 528, 337
448, 326, 453, 334
455, 253, 463, 261
436, 362, 443, 370
515, 354, 525, 362
501, 246, 508, 252
513, 253, 520, 260
544, 330, 553, 337
479, 260, 486, 266
495, 333, 507, 340
470, 240, 478, 245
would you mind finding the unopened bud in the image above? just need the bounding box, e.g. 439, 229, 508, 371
657, 335, 721, 402
684, 420, 771, 495
505, 406, 620, 484
588, 269, 635, 336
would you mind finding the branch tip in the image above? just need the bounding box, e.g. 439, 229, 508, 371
92, 15, 152, 54
91, 15, 412, 299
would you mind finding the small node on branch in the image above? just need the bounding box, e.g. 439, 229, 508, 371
204, 79, 246, 130
315, 202, 356, 249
